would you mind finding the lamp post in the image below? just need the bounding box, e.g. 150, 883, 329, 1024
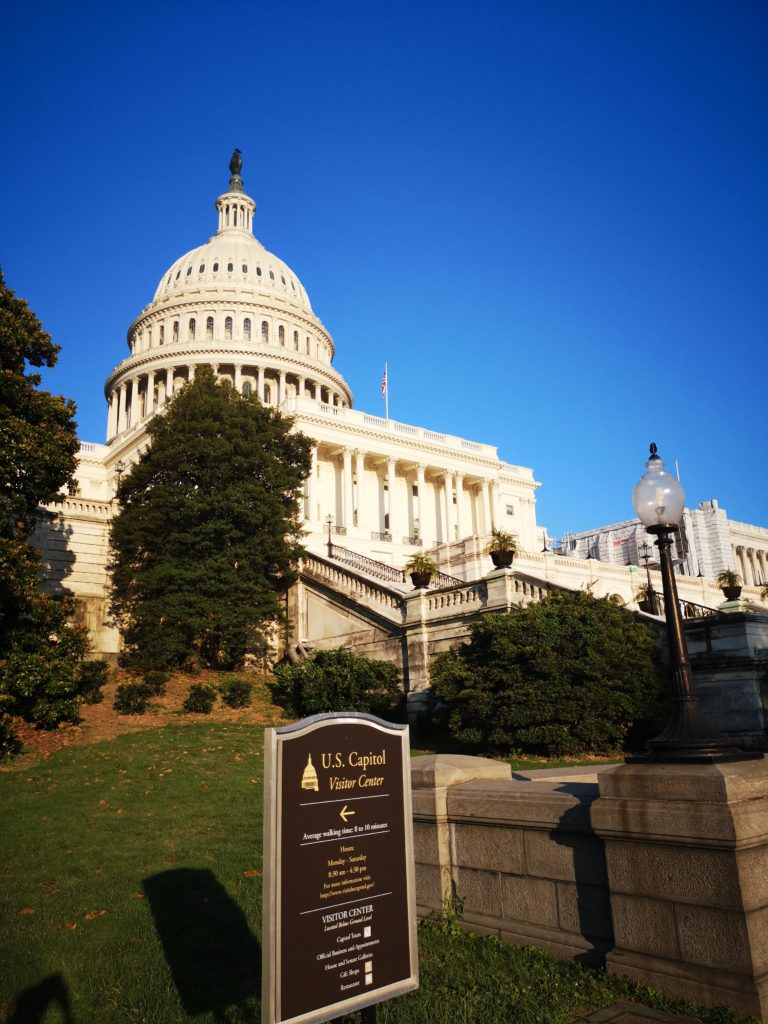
638, 540, 657, 615
325, 514, 334, 559
631, 443, 750, 762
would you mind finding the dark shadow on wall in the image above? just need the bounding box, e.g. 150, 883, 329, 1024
8, 974, 74, 1023
143, 868, 261, 1023
31, 510, 77, 592
553, 785, 614, 966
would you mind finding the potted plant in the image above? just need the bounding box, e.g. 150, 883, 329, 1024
404, 552, 437, 589
716, 569, 743, 601
485, 528, 519, 569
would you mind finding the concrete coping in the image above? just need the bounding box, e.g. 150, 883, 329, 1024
410, 753, 511, 789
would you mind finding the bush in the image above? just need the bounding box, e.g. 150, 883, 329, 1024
219, 675, 253, 708
142, 670, 170, 696
113, 682, 153, 716
431, 590, 666, 757
272, 649, 401, 719
183, 683, 217, 714
78, 661, 109, 704
0, 713, 22, 761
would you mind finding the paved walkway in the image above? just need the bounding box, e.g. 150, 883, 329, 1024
573, 1004, 701, 1023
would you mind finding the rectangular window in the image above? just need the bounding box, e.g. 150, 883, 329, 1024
506, 504, 515, 516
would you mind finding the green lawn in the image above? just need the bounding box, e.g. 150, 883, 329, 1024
0, 725, 755, 1023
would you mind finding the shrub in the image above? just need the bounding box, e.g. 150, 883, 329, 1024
78, 661, 109, 704
0, 713, 22, 761
142, 670, 170, 696
114, 682, 153, 715
272, 649, 401, 719
183, 683, 217, 714
431, 590, 666, 757
219, 676, 253, 708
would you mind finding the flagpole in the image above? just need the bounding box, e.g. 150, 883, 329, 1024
384, 362, 389, 421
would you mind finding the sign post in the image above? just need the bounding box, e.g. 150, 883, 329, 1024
262, 713, 418, 1024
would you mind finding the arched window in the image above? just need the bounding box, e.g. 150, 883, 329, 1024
263, 384, 271, 404
243, 318, 252, 341
256, 266, 262, 277
293, 330, 299, 350
242, 264, 248, 273
269, 270, 275, 280
278, 325, 285, 346
242, 381, 252, 397
172, 320, 179, 342
159, 325, 165, 345
213, 262, 219, 272
261, 321, 269, 342
225, 316, 233, 340
186, 266, 192, 276
199, 264, 205, 273
188, 318, 196, 340
306, 337, 310, 354
206, 316, 214, 340
227, 262, 233, 273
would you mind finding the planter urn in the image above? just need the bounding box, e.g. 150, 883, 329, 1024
490, 550, 514, 569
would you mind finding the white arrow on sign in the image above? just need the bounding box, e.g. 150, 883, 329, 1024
340, 805, 355, 822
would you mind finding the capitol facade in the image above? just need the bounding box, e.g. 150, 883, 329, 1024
38, 156, 765, 660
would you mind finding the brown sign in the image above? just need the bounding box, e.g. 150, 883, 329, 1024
262, 713, 418, 1024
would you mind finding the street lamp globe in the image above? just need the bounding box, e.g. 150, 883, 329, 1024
632, 443, 685, 529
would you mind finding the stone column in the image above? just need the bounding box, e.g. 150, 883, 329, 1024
592, 760, 768, 1020
279, 370, 286, 405
355, 450, 366, 530
145, 371, 155, 417
387, 458, 397, 536
307, 446, 318, 523
128, 377, 138, 428
234, 363, 243, 392
107, 391, 118, 439
481, 479, 492, 535
455, 473, 465, 540
416, 464, 427, 543
342, 448, 354, 530
298, 376, 306, 398
257, 366, 265, 402
188, 364, 196, 383
442, 473, 454, 543
165, 367, 174, 403
489, 479, 499, 530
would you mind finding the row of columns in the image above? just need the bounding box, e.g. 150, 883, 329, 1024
312, 447, 501, 544
107, 363, 348, 440
734, 546, 768, 587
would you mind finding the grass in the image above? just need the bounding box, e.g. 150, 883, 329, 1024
0, 724, 756, 1024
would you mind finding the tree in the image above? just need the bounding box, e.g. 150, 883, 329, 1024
108, 367, 312, 670
430, 590, 666, 757
0, 270, 91, 734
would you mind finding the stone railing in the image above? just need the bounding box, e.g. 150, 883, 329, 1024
301, 554, 404, 614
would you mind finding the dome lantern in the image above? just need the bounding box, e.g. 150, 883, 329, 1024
216, 149, 255, 236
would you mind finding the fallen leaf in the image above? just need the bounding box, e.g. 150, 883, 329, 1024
63, 923, 77, 930
132, 893, 145, 899
243, 870, 261, 878
84, 910, 107, 921
19, 908, 35, 916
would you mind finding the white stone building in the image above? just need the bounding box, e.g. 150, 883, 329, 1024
38, 156, 766, 662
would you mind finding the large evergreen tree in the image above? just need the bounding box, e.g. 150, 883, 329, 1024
109, 366, 312, 670
0, 270, 91, 733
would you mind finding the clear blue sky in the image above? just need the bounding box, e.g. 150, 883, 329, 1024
2, 0, 766, 540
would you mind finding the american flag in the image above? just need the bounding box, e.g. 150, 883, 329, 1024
381, 367, 387, 397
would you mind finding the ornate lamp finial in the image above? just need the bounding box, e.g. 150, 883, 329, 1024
228, 148, 244, 192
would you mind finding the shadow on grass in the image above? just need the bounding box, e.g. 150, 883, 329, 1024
8, 974, 74, 1023
143, 868, 260, 1022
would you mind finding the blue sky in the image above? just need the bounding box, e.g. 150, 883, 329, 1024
2, 0, 766, 540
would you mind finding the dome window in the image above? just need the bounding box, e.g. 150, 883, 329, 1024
256, 267, 262, 277
189, 318, 196, 340
281, 275, 286, 285
199, 264, 205, 273
227, 262, 233, 273
269, 271, 275, 280
159, 325, 165, 345
243, 318, 252, 342
242, 381, 252, 397
206, 316, 214, 340
306, 337, 310, 354
261, 321, 269, 342
225, 317, 233, 340
172, 320, 179, 342
213, 262, 219, 273
175, 270, 181, 280
242, 264, 248, 274
278, 326, 285, 346
186, 267, 192, 276
291, 281, 295, 291
293, 330, 299, 350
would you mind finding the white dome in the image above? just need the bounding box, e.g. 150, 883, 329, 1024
153, 231, 314, 316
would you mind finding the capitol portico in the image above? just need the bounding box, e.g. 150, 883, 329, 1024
40, 154, 766, 661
